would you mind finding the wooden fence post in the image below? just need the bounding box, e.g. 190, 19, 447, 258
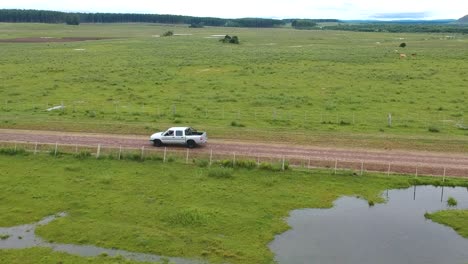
209, 149, 213, 166
96, 144, 100, 159
334, 159, 338, 175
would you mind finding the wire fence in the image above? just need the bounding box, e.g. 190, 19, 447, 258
1, 140, 467, 179
1, 99, 467, 131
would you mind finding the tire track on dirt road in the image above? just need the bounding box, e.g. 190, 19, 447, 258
1, 129, 467, 178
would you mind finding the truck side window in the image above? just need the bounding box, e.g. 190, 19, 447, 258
165, 130, 174, 136
176, 131, 183, 136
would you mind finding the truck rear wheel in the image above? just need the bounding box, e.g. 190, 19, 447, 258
187, 140, 196, 148
153, 139, 163, 147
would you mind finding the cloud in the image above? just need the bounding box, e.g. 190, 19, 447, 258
371, 12, 430, 19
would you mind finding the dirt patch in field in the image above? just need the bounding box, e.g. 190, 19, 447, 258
0, 37, 114, 43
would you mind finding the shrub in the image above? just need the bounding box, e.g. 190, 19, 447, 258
0, 148, 28, 156
447, 197, 458, 207
235, 159, 257, 169
162, 31, 173, 37
195, 159, 209, 167
74, 151, 91, 159
166, 209, 207, 227
428, 126, 440, 133
230, 121, 245, 127
208, 168, 234, 179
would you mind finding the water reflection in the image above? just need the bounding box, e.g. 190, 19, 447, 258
270, 186, 468, 264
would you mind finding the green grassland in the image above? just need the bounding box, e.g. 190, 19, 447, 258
425, 210, 468, 238
1, 153, 466, 263
0, 23, 468, 151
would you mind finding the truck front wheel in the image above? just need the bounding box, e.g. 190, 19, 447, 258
187, 140, 196, 148
153, 139, 163, 147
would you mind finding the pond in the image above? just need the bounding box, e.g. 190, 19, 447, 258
270, 186, 468, 264
0, 212, 200, 263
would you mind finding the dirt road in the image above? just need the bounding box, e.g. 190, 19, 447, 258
1, 129, 467, 178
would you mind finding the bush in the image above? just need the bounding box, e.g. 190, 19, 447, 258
163, 31, 174, 37
230, 121, 245, 127
74, 151, 91, 159
428, 126, 440, 133
447, 197, 458, 207
195, 159, 209, 167
220, 35, 239, 44
208, 168, 234, 179
0, 148, 28, 156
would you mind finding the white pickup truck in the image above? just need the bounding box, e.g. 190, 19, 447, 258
150, 127, 207, 148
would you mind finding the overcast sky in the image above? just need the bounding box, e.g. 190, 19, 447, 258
2, 0, 467, 20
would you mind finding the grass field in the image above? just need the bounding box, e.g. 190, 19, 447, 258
1, 153, 466, 263
1, 23, 467, 151
425, 210, 468, 238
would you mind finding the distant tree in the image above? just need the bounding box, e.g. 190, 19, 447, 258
220, 35, 239, 44
399, 42, 407, 48
292, 19, 317, 29
189, 22, 204, 28
162, 30, 174, 37
229, 36, 239, 44
65, 14, 80, 25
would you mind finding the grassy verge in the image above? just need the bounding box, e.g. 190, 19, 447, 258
1, 152, 467, 263
425, 210, 468, 238
0, 247, 156, 264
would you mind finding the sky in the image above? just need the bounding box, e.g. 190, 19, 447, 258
1, 0, 467, 20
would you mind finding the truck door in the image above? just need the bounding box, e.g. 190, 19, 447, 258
174, 130, 185, 144
161, 130, 175, 144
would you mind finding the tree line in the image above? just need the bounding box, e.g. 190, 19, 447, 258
0, 9, 286, 27
322, 23, 468, 34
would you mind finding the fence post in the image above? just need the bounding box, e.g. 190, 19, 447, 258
308, 157, 311, 170
163, 147, 167, 163
387, 163, 391, 176
141, 146, 145, 160
334, 159, 338, 175
118, 145, 122, 160
186, 149, 189, 164
282, 156, 285, 171
360, 161, 364, 176
443, 167, 446, 182
209, 149, 213, 166
233, 152, 236, 167
34, 142, 38, 155
96, 144, 101, 159
415, 164, 418, 178
54, 142, 58, 157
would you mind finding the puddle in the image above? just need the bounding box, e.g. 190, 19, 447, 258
270, 186, 468, 264
0, 213, 200, 263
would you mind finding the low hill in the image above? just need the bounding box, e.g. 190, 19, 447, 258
458, 15, 468, 23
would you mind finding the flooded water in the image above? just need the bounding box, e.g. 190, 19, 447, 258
0, 212, 199, 263
270, 186, 468, 264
